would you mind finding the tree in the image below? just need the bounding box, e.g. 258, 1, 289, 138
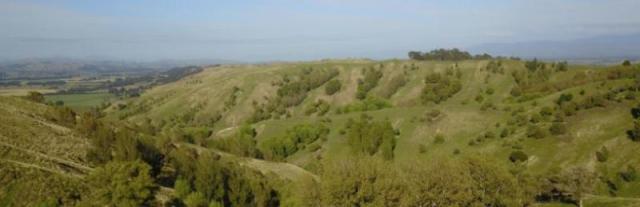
26, 91, 45, 103
82, 161, 156, 207
623, 60, 632, 66
325, 79, 342, 95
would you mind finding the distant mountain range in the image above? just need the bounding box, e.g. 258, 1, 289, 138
469, 34, 640, 63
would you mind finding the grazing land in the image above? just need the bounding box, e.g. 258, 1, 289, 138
2, 52, 640, 206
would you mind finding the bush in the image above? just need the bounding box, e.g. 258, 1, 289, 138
418, 144, 427, 153
510, 87, 522, 97
26, 91, 45, 103
82, 161, 156, 206
595, 146, 609, 162
261, 123, 330, 160
339, 96, 391, 113
421, 72, 462, 104
345, 115, 396, 160
622, 60, 632, 67
380, 74, 407, 98
549, 122, 567, 135
433, 134, 445, 144
356, 67, 383, 99
184, 192, 207, 207
509, 151, 529, 163
526, 125, 546, 139
211, 124, 261, 158
620, 165, 637, 182
325, 79, 342, 95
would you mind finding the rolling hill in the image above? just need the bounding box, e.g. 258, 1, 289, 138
109, 58, 640, 205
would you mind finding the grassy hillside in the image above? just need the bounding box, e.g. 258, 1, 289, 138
0, 96, 90, 206
4, 58, 640, 206
109, 59, 640, 205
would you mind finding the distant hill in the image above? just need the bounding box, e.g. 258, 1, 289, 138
0, 58, 237, 80
470, 34, 640, 63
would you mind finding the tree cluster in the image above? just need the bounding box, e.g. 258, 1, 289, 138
408, 48, 477, 61
420, 72, 462, 104
261, 123, 330, 161
344, 114, 396, 160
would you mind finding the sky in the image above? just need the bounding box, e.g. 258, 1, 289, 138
1, 0, 639, 62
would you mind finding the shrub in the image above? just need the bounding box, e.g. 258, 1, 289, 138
556, 93, 573, 105
510, 87, 522, 97
509, 151, 529, 163
433, 134, 445, 144
26, 91, 45, 103
486, 88, 495, 95
356, 67, 383, 99
345, 115, 396, 160
622, 60, 632, 67
261, 123, 330, 160
380, 74, 407, 98
628, 120, 640, 142
82, 161, 156, 206
620, 165, 637, 182
339, 96, 391, 113
421, 72, 462, 104
325, 79, 342, 95
549, 122, 567, 135
500, 128, 509, 138
526, 125, 546, 139
418, 144, 427, 153
595, 146, 609, 162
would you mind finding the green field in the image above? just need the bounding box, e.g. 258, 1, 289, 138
45, 93, 115, 111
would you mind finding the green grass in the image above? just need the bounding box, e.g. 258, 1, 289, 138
45, 93, 114, 111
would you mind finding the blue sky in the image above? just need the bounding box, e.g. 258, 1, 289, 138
1, 0, 639, 61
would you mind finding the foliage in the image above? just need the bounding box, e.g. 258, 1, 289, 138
305, 99, 331, 116
509, 150, 529, 162
420, 72, 462, 104
26, 91, 45, 103
82, 161, 156, 207
211, 124, 261, 158
344, 114, 396, 160
620, 165, 637, 182
595, 146, 609, 162
356, 67, 383, 99
317, 156, 530, 206
549, 121, 567, 135
324, 79, 342, 95
525, 58, 546, 72
261, 123, 330, 161
526, 124, 546, 139
337, 96, 391, 113
379, 74, 407, 98
539, 167, 597, 205
408, 48, 475, 61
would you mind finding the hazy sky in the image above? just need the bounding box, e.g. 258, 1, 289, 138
1, 0, 639, 61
